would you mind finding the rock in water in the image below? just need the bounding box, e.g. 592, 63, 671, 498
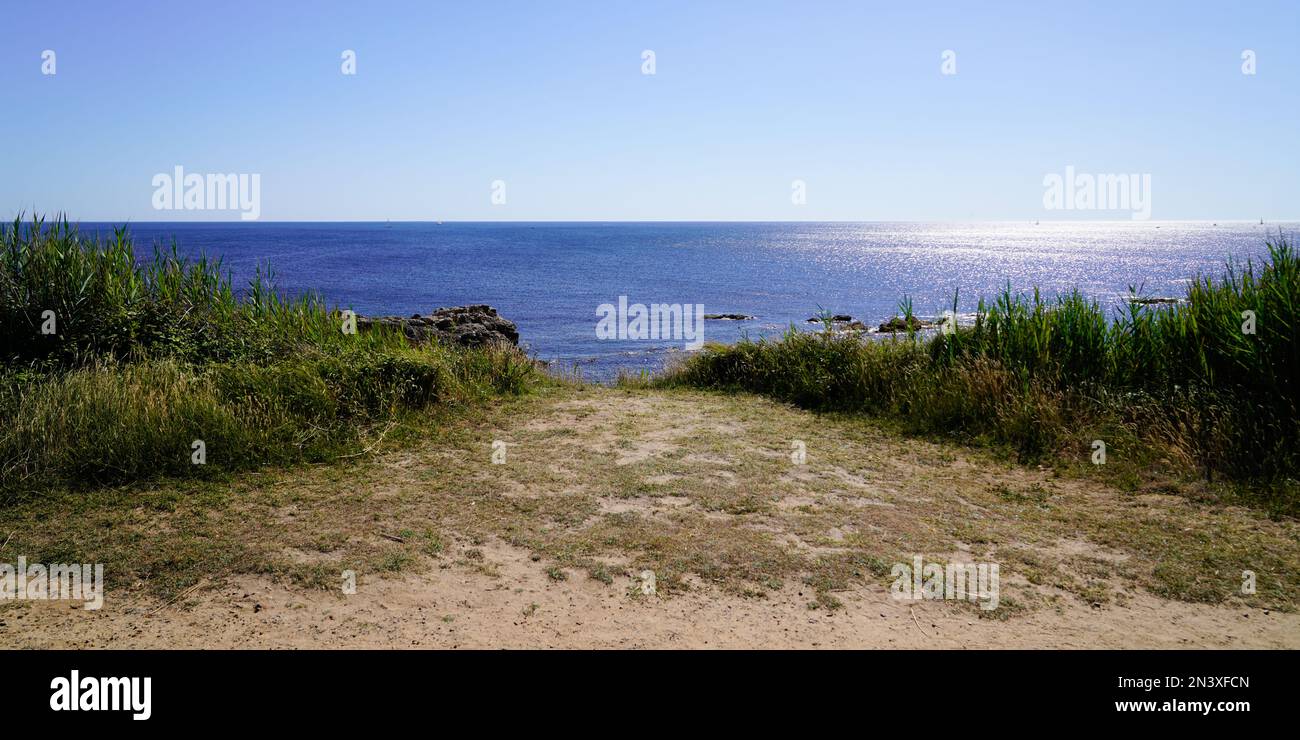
357, 304, 520, 347
877, 315, 932, 333
426, 304, 521, 346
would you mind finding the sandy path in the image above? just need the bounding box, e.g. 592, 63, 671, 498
3, 386, 1297, 649
7, 536, 1297, 649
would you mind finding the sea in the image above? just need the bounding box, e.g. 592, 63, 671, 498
79, 221, 1295, 381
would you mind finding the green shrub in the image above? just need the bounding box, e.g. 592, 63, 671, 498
0, 215, 543, 498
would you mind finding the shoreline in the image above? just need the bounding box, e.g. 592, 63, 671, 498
3, 218, 1297, 650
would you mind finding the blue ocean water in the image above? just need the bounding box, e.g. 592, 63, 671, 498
81, 221, 1295, 380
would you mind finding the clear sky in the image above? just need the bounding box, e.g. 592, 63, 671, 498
2, 0, 1296, 221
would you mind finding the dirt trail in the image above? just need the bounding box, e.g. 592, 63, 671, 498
7, 538, 1297, 649
4, 386, 1297, 648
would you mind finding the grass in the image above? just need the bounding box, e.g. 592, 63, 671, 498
0, 215, 543, 498
659, 235, 1299, 516
1, 217, 1295, 632
3, 384, 1294, 618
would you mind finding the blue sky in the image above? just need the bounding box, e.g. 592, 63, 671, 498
2, 0, 1296, 221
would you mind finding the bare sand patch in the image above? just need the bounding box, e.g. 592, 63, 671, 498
6, 537, 1296, 649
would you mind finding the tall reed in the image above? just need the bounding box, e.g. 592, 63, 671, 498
0, 215, 543, 498
667, 235, 1299, 507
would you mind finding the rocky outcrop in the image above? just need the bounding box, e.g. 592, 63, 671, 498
704, 313, 756, 320
803, 313, 938, 333
357, 304, 519, 347
877, 315, 933, 333
805, 314, 869, 332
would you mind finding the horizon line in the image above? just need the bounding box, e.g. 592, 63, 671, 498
29, 218, 1300, 225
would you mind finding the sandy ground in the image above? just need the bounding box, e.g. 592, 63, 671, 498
6, 537, 1297, 649
3, 386, 1297, 649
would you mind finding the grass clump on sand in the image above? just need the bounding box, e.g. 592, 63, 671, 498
0, 215, 542, 498
661, 236, 1300, 516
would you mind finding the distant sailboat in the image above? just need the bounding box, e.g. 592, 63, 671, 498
386, 219, 392, 229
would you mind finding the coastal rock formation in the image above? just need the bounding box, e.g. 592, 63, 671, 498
358, 304, 520, 347
877, 315, 933, 333
802, 313, 938, 333
805, 314, 869, 332
704, 313, 756, 320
